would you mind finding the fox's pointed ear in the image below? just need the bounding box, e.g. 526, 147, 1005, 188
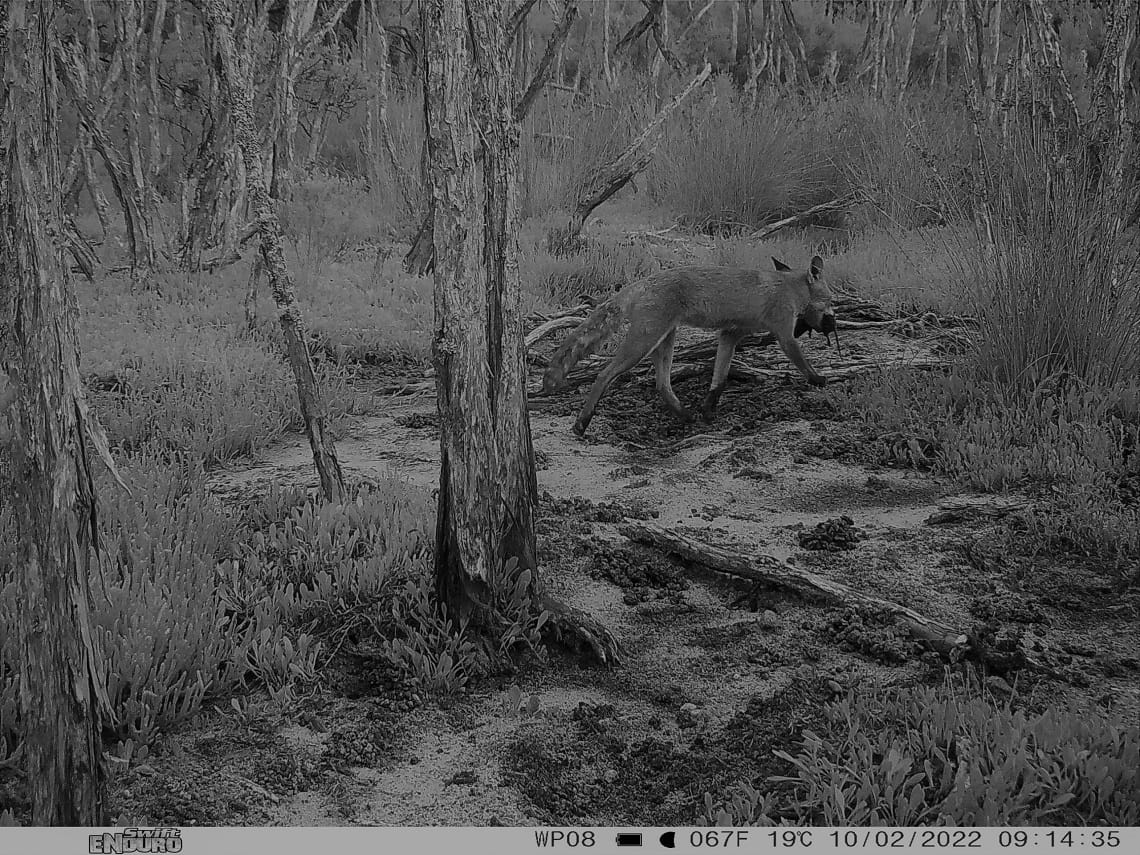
772, 256, 792, 272
809, 255, 824, 280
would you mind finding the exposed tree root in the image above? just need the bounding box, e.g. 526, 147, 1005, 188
539, 593, 623, 666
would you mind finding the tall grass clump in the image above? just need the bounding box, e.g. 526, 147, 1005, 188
954, 128, 1140, 388
278, 172, 404, 280
661, 80, 841, 231
520, 78, 655, 219
521, 241, 655, 313
706, 682, 1140, 826
835, 91, 974, 229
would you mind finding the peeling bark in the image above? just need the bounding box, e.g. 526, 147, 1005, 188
1, 0, 119, 824
424, 0, 538, 614
204, 0, 346, 504
405, 0, 579, 276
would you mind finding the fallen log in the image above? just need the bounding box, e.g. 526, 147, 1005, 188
751, 191, 865, 240
524, 304, 590, 349
623, 521, 967, 652
622, 522, 1054, 675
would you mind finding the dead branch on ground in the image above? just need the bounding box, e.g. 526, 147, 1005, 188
623, 522, 1054, 675
525, 304, 591, 349
624, 522, 966, 652
751, 192, 865, 240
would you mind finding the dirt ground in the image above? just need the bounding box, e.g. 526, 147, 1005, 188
108, 326, 1140, 827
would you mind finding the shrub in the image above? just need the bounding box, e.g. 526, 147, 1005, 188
378, 575, 484, 694
92, 455, 247, 744
0, 506, 18, 765
376, 554, 549, 694
952, 128, 1140, 388
90, 323, 299, 465
296, 250, 434, 364
707, 683, 1140, 826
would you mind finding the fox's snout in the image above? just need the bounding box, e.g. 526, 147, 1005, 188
797, 309, 836, 336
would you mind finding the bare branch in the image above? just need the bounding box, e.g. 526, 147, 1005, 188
514, 0, 579, 122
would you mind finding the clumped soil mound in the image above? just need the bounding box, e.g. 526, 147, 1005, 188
107, 324, 1139, 827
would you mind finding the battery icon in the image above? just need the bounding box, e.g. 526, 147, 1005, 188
616, 833, 643, 847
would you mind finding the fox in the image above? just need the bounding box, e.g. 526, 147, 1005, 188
541, 255, 837, 436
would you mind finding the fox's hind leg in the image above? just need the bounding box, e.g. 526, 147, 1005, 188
573, 325, 671, 436
650, 329, 691, 423
701, 329, 746, 421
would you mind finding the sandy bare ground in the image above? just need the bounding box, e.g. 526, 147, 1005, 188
113, 323, 1112, 825
106, 326, 1138, 827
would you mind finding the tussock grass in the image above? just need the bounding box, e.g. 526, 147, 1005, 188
656, 83, 972, 235
952, 129, 1140, 388
659, 80, 840, 231
521, 241, 656, 313
520, 77, 655, 219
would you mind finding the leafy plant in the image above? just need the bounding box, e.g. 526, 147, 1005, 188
378, 576, 484, 694
502, 683, 542, 720
706, 683, 1140, 826
487, 556, 551, 660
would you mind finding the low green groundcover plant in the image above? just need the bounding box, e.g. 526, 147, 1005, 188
706, 683, 1139, 826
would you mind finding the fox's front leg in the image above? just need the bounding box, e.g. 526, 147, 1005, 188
777, 334, 827, 387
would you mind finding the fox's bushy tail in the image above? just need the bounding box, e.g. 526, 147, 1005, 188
541, 298, 626, 393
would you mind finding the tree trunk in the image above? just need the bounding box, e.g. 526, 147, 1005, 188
515, 1, 580, 122
404, 0, 579, 276
732, 0, 754, 90
897, 0, 924, 96
270, 0, 318, 199
204, 0, 347, 504
603, 0, 614, 83
1086, 0, 1136, 241
56, 27, 156, 279
779, 1, 812, 87
115, 0, 163, 277
928, 0, 951, 88
615, 0, 660, 62
423, 0, 538, 616
146, 0, 168, 204
0, 0, 118, 825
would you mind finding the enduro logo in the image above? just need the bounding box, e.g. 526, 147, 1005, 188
89, 828, 183, 854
